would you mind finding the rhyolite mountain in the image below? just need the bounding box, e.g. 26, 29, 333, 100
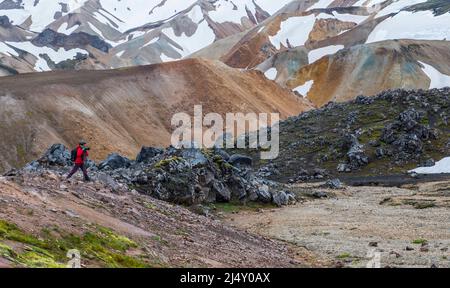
0, 0, 291, 75
0, 0, 449, 81
0, 0, 450, 173
0, 58, 312, 172
0, 0, 449, 97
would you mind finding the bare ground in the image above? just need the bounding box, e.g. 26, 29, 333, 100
0, 171, 326, 268
225, 181, 450, 268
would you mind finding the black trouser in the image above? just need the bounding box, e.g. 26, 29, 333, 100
67, 164, 90, 181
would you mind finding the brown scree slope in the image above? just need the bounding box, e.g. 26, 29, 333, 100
0, 58, 312, 171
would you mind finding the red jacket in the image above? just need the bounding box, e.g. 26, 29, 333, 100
74, 145, 89, 165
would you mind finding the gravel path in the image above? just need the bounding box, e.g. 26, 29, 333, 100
227, 182, 450, 268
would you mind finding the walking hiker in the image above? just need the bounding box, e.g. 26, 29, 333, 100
67, 140, 91, 181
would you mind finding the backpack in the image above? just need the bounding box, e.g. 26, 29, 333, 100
70, 148, 77, 162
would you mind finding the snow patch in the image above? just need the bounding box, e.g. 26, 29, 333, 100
317, 12, 368, 24
307, 0, 335, 11
419, 61, 450, 89
294, 80, 314, 97
367, 11, 450, 43
269, 15, 316, 49
6, 41, 87, 71
308, 45, 344, 63
25, 0, 89, 31
142, 37, 160, 48
98, 0, 197, 32
255, 0, 293, 14
57, 23, 79, 35
376, 0, 428, 18
354, 0, 385, 7
410, 157, 450, 174
0, 8, 29, 26
162, 20, 215, 57
0, 42, 19, 57
160, 52, 176, 62
264, 67, 277, 80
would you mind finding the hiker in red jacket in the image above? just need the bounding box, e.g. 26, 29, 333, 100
67, 140, 91, 181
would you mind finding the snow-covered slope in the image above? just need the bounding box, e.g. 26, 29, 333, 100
0, 0, 450, 80
218, 0, 449, 68
204, 0, 450, 102
0, 0, 290, 75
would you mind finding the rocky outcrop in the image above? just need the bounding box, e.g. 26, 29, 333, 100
251, 88, 450, 181
14, 144, 296, 207
114, 147, 293, 206
228, 154, 253, 167
98, 153, 132, 170
339, 134, 369, 172
24, 144, 96, 172
380, 108, 438, 163
0, 15, 12, 28
136, 147, 163, 163
32, 28, 111, 53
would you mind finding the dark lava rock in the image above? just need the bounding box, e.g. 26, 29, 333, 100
380, 108, 437, 161
325, 178, 343, 189
181, 148, 209, 167
213, 148, 230, 161
39, 144, 72, 166
422, 158, 435, 167
136, 147, 163, 163
0, 15, 12, 28
354, 95, 374, 105
32, 28, 112, 53
369, 242, 378, 247
98, 153, 132, 170
345, 134, 369, 170
272, 191, 296, 207
229, 154, 253, 167
312, 191, 328, 199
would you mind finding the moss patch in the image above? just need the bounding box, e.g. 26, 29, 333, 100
336, 252, 352, 259
154, 156, 182, 169
0, 220, 152, 268
412, 238, 428, 245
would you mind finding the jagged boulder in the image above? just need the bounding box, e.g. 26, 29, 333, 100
272, 191, 296, 207
337, 163, 351, 173
23, 144, 96, 171
229, 154, 253, 167
255, 184, 272, 203
341, 134, 369, 171
381, 108, 437, 161
325, 178, 343, 189
98, 153, 132, 170
38, 144, 72, 166
213, 148, 230, 161
181, 149, 209, 167
211, 180, 232, 202
136, 147, 163, 163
